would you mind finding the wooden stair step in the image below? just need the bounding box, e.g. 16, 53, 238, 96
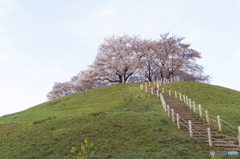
180, 119, 201, 121
164, 101, 182, 102
223, 148, 240, 151
211, 134, 225, 138
193, 132, 208, 134
181, 126, 208, 129
181, 122, 204, 124
213, 144, 240, 148
184, 129, 207, 131
180, 118, 202, 120
205, 141, 236, 144
192, 134, 208, 137
193, 134, 224, 138
178, 113, 197, 115
179, 116, 199, 117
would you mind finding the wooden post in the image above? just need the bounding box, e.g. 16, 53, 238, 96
177, 113, 180, 128
207, 127, 212, 147
186, 96, 188, 105
162, 88, 164, 94
163, 101, 165, 111
171, 109, 174, 122
238, 126, 240, 146
168, 79, 169, 83
206, 110, 209, 124
151, 88, 153, 95
149, 81, 151, 86
174, 77, 175, 82
238, 135, 240, 146
167, 105, 170, 117
193, 101, 196, 112
217, 115, 222, 132
183, 95, 185, 103
163, 78, 165, 84
169, 89, 171, 96
171, 77, 172, 82
238, 126, 240, 136
199, 105, 202, 117
175, 91, 177, 98
164, 102, 167, 112
179, 93, 182, 101
189, 99, 191, 109
189, 120, 192, 137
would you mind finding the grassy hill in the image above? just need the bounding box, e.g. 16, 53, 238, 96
161, 81, 240, 134
0, 81, 239, 159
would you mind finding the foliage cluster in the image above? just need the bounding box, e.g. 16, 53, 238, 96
47, 33, 210, 100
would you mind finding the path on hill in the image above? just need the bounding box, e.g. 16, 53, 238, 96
146, 85, 240, 153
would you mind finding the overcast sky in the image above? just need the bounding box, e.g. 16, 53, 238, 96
1, 0, 240, 117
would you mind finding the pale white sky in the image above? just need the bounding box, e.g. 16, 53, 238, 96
1, 0, 240, 117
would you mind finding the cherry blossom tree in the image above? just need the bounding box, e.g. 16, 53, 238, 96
46, 81, 74, 100
47, 33, 211, 100
151, 33, 210, 82
89, 34, 145, 84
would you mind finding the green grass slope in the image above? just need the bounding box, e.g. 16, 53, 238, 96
0, 81, 239, 159
161, 81, 240, 136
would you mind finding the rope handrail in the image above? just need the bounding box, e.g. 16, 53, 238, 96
210, 129, 238, 140
171, 103, 239, 139
220, 119, 238, 130
174, 112, 206, 131
178, 116, 238, 141
201, 108, 217, 119
220, 123, 238, 135
179, 121, 189, 129
209, 117, 217, 123
199, 102, 238, 131
201, 107, 238, 131
143, 83, 240, 146
170, 110, 238, 142
180, 115, 237, 143
177, 91, 239, 132
178, 122, 210, 139
210, 136, 239, 145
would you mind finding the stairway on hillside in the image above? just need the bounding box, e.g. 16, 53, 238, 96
146, 85, 240, 153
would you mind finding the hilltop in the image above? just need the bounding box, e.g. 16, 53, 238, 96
0, 81, 239, 158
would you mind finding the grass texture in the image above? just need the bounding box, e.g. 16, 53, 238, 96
0, 81, 239, 158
